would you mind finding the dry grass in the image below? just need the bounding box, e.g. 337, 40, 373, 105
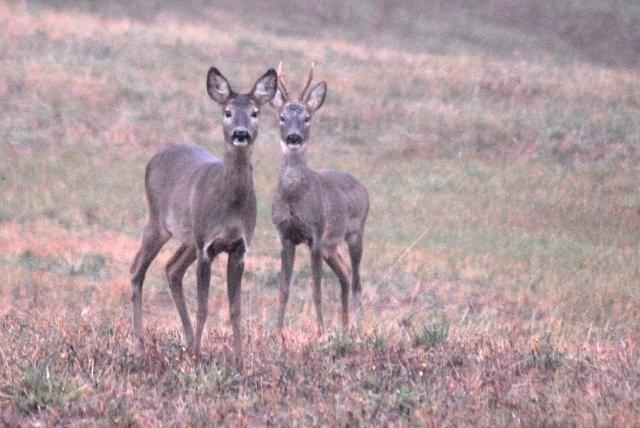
1, 1, 640, 425
2, 308, 639, 426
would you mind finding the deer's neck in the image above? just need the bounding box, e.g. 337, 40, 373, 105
279, 147, 310, 197
282, 145, 308, 168
221, 147, 254, 196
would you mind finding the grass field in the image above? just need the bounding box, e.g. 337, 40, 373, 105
1, 0, 640, 425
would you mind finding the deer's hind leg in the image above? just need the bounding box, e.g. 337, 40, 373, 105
165, 244, 197, 349
347, 231, 364, 308
130, 222, 170, 354
323, 245, 351, 328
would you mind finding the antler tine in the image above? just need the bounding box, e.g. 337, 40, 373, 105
277, 61, 289, 100
298, 61, 315, 101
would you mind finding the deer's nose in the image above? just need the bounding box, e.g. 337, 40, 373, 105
232, 128, 250, 142
286, 134, 303, 145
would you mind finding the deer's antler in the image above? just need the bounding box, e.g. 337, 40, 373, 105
277, 61, 289, 100
298, 61, 314, 101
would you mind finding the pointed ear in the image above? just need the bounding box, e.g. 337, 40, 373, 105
270, 86, 286, 111
305, 82, 327, 113
207, 67, 232, 104
251, 68, 277, 105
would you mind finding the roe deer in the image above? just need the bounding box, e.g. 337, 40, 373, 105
130, 67, 277, 364
270, 64, 369, 333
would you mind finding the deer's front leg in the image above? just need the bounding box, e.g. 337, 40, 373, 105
277, 238, 296, 332
194, 250, 212, 356
226, 242, 246, 367
310, 240, 324, 335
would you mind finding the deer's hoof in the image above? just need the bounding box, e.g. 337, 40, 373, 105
353, 292, 363, 307
235, 356, 244, 373
188, 344, 202, 361
133, 341, 145, 358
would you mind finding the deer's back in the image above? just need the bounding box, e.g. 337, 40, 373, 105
145, 144, 222, 243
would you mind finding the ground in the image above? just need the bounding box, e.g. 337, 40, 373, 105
1, 1, 639, 425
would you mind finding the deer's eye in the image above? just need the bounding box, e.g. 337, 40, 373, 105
279, 115, 285, 122
251, 111, 258, 119
304, 116, 311, 123
224, 110, 232, 118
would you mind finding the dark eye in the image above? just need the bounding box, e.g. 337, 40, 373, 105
279, 115, 285, 122
224, 110, 232, 118
304, 116, 311, 123
251, 111, 258, 118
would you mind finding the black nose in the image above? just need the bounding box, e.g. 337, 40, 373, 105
233, 129, 250, 142
286, 134, 303, 145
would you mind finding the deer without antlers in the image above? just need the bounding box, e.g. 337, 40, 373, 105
130, 67, 277, 364
270, 63, 369, 333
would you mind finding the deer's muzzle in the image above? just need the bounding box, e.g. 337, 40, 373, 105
231, 128, 251, 147
285, 133, 303, 146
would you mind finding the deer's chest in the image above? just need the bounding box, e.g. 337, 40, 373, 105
280, 165, 307, 193
272, 191, 324, 245
193, 189, 257, 251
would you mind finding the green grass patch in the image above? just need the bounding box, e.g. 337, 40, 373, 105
411, 322, 449, 349
14, 365, 80, 413
323, 331, 359, 358
8, 251, 108, 279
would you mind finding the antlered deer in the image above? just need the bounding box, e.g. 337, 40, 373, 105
270, 64, 369, 333
130, 67, 277, 364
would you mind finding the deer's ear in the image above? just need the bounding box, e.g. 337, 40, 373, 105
251, 68, 277, 105
270, 86, 286, 111
207, 67, 232, 104
305, 82, 327, 113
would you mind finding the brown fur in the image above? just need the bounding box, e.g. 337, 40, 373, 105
130, 67, 277, 365
270, 65, 369, 332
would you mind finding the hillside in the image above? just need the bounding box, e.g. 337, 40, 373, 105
1, 1, 639, 425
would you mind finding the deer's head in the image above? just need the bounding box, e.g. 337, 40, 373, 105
270, 63, 327, 152
207, 67, 277, 150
